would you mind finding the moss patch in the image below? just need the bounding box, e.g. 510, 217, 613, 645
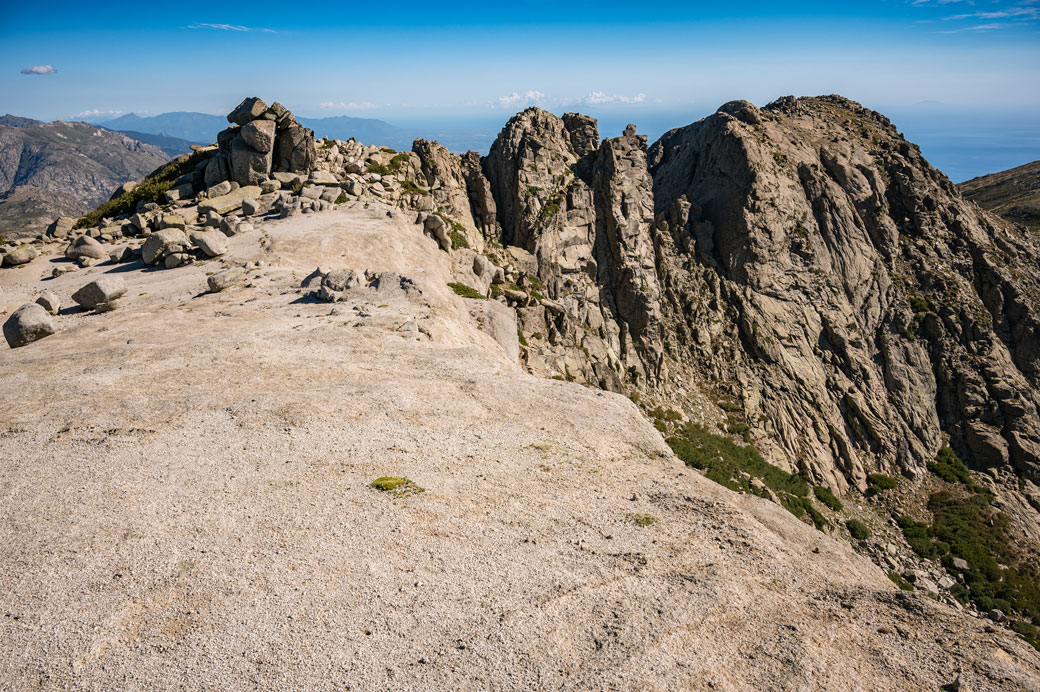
448, 282, 485, 299
626, 513, 658, 527
370, 476, 425, 497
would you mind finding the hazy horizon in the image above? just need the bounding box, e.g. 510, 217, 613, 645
3, 0, 1038, 181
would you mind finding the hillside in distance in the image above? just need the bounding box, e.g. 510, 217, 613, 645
959, 159, 1040, 231
0, 120, 170, 238
100, 110, 414, 151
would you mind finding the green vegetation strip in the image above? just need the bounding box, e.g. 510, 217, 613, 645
75, 150, 211, 229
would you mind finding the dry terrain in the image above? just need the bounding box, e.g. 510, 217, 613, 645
2, 203, 1039, 690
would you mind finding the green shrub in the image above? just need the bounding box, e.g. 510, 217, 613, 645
846, 519, 870, 540
447, 282, 484, 299
667, 423, 809, 501
867, 473, 899, 494
449, 229, 469, 250
814, 486, 844, 511
75, 150, 211, 229
888, 571, 914, 591
928, 447, 971, 485
784, 496, 828, 529
335, 191, 348, 204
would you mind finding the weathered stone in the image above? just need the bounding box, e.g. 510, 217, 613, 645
47, 217, 76, 239
227, 97, 268, 125
208, 181, 232, 198
160, 214, 186, 230
241, 119, 276, 153
71, 276, 127, 310
141, 228, 188, 265
3, 246, 37, 266
241, 198, 260, 216
260, 179, 280, 194
207, 267, 244, 292
230, 136, 273, 186
3, 303, 55, 348
190, 230, 229, 257
316, 269, 363, 302
164, 252, 190, 269
273, 123, 316, 174
65, 235, 107, 261
198, 186, 263, 216
35, 291, 60, 315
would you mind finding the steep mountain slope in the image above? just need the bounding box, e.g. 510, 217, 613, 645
0, 121, 169, 237
2, 205, 1039, 690
959, 159, 1040, 231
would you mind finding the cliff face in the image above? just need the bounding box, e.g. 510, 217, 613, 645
409, 96, 1040, 503
647, 96, 1040, 493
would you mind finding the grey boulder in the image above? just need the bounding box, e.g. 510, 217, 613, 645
3, 303, 55, 348
65, 236, 107, 261
72, 276, 127, 310
190, 230, 229, 257
142, 228, 188, 265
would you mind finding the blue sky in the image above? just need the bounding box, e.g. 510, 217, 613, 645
2, 0, 1038, 178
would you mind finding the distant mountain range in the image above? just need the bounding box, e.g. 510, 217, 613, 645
0, 118, 170, 237
98, 111, 417, 151
959, 159, 1040, 231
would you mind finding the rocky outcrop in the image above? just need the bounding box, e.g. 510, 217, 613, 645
646, 96, 1040, 491
479, 108, 662, 389
209, 98, 316, 189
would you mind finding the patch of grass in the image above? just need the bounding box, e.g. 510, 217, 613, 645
335, 191, 348, 204
75, 150, 211, 229
320, 140, 336, 150
667, 423, 809, 503
380, 147, 396, 154
398, 179, 429, 196
526, 274, 546, 292
846, 519, 870, 540
449, 229, 469, 250
928, 447, 972, 485
866, 473, 899, 494
448, 282, 485, 299
909, 294, 930, 314
888, 571, 914, 591
784, 496, 828, 529
626, 513, 658, 527
370, 476, 425, 497
490, 283, 503, 299
814, 486, 844, 512
717, 400, 743, 413
517, 329, 528, 347
529, 289, 545, 302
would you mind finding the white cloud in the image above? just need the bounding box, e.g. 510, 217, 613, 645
938, 22, 1008, 32
74, 109, 124, 119
185, 23, 277, 33
319, 101, 381, 111
495, 90, 546, 108
581, 91, 647, 105
21, 65, 56, 75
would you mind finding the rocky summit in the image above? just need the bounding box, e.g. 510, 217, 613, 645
2, 95, 1040, 691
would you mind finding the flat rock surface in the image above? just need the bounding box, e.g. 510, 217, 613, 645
2, 204, 1039, 691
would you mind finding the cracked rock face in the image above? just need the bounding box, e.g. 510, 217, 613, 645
646, 95, 1040, 491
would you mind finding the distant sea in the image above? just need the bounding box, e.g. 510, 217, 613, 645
893, 112, 1040, 183
400, 109, 1040, 185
